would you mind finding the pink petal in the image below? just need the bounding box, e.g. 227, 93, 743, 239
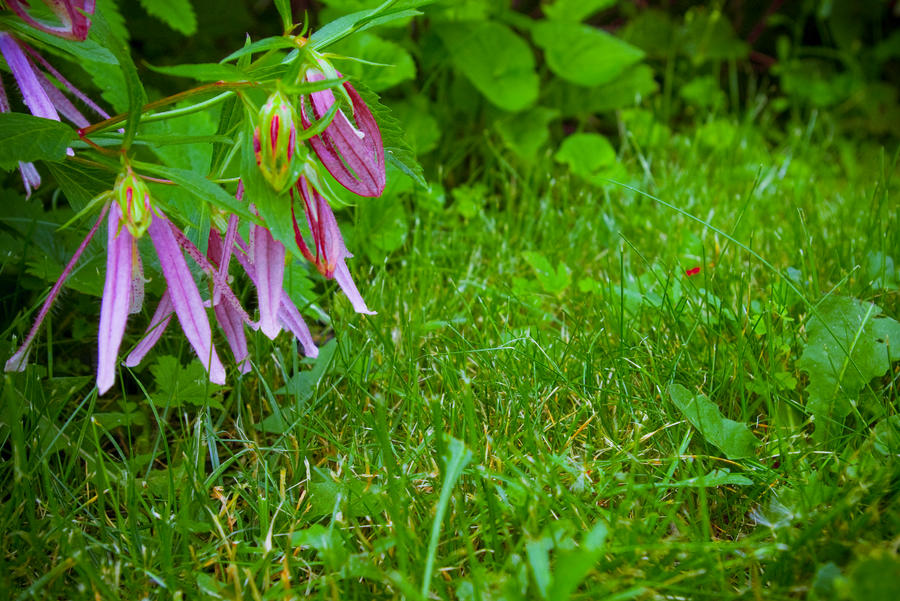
251, 223, 285, 339
207, 229, 250, 372
212, 214, 239, 306
18, 161, 41, 198
277, 295, 319, 358
25, 44, 108, 119
97, 203, 134, 394
296, 178, 376, 315
334, 262, 376, 316
301, 70, 386, 198
0, 33, 59, 122
123, 291, 174, 368
148, 212, 226, 385
232, 234, 319, 358
7, 0, 95, 41
214, 300, 251, 374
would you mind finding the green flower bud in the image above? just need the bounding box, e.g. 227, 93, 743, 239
114, 168, 153, 238
254, 91, 299, 193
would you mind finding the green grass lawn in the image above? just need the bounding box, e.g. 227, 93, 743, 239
2, 110, 898, 599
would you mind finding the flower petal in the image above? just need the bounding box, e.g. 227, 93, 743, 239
301, 70, 385, 198
148, 213, 226, 385
231, 233, 319, 358
0, 33, 59, 122
123, 291, 174, 368
214, 299, 251, 374
97, 203, 134, 394
334, 262, 376, 315
251, 223, 285, 339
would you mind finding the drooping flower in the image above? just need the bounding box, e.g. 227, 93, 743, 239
253, 90, 300, 193
123, 193, 321, 375
291, 175, 375, 315
0, 21, 107, 196
5, 170, 245, 394
5, 0, 96, 41
299, 69, 385, 198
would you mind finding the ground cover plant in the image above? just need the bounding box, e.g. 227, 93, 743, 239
1, 0, 899, 599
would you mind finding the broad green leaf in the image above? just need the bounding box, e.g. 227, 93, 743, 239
275, 340, 337, 401
543, 0, 617, 22
89, 10, 147, 150
554, 133, 624, 186
435, 21, 538, 112
532, 21, 644, 87
310, 0, 436, 50
96, 0, 129, 42
145, 62, 248, 82
306, 470, 385, 520
150, 355, 223, 408
547, 523, 609, 599
45, 162, 115, 212
88, 61, 129, 113
680, 75, 726, 109
220, 36, 296, 63
667, 469, 753, 488
0, 114, 73, 169
522, 250, 571, 296
526, 537, 553, 599
139, 0, 197, 36
495, 106, 559, 161
873, 416, 900, 456
620, 9, 678, 58
144, 109, 217, 174
289, 525, 349, 569
138, 163, 256, 225
355, 195, 408, 261
332, 32, 416, 92
680, 6, 749, 62
797, 296, 900, 421
545, 64, 658, 117
391, 97, 441, 155
668, 383, 760, 459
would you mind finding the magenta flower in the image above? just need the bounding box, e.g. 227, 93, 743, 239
299, 69, 386, 198
210, 225, 319, 359
124, 199, 320, 375
5, 170, 246, 394
0, 23, 107, 196
291, 175, 375, 315
5, 1, 95, 41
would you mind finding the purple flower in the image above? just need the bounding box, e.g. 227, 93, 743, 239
6, 170, 240, 394
299, 69, 386, 198
0, 24, 107, 196
5, 1, 95, 41
291, 176, 375, 315
210, 225, 319, 359
125, 197, 321, 375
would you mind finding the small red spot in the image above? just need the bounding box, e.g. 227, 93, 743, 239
686, 266, 701, 277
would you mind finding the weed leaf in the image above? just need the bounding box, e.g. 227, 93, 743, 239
797, 296, 900, 421
669, 384, 759, 459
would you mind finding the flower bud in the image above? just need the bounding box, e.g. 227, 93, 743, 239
254, 91, 299, 193
114, 169, 153, 238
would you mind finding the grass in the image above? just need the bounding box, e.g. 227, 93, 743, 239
1, 106, 899, 600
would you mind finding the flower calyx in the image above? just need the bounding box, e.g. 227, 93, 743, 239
113, 167, 153, 238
